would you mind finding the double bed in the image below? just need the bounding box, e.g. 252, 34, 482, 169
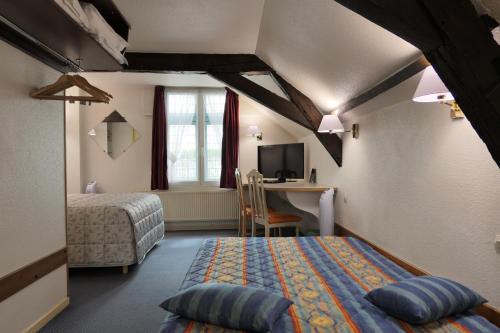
161, 237, 497, 332
66, 193, 165, 271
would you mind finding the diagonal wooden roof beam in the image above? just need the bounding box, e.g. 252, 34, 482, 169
125, 52, 344, 166
211, 72, 343, 166
209, 72, 313, 130
335, 56, 429, 114
333, 0, 500, 167
272, 73, 343, 166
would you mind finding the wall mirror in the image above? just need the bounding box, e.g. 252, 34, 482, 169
88, 111, 141, 159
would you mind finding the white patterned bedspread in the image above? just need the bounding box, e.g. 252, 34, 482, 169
67, 193, 165, 267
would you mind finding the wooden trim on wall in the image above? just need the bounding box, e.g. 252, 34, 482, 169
23, 297, 69, 333
0, 248, 67, 303
334, 224, 429, 276
334, 224, 500, 327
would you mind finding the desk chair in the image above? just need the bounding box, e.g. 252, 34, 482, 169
235, 168, 275, 237
235, 168, 248, 237
246, 169, 301, 237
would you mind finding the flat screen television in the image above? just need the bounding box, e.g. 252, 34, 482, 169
257, 143, 304, 181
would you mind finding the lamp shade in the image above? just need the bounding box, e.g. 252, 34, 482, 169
413, 66, 454, 103
318, 114, 345, 133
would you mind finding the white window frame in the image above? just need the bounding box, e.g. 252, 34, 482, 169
166, 87, 225, 187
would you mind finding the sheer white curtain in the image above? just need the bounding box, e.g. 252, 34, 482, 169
167, 91, 198, 182
203, 91, 225, 181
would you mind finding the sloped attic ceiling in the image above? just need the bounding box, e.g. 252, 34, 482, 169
116, 0, 265, 53
255, 0, 420, 111
116, 0, 420, 112
472, 0, 500, 22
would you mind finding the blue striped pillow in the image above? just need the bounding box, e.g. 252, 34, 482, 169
365, 276, 487, 324
160, 283, 293, 332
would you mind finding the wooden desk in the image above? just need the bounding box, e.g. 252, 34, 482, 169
243, 182, 336, 235
243, 182, 334, 192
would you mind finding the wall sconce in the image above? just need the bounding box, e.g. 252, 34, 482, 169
88, 128, 97, 136
413, 66, 464, 119
248, 125, 263, 141
318, 114, 359, 139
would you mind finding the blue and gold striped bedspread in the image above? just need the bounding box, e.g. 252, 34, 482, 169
160, 237, 498, 333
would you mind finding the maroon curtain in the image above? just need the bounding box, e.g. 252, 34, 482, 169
220, 88, 239, 189
151, 86, 169, 190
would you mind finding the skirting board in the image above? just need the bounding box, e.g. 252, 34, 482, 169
165, 219, 238, 231
335, 224, 500, 327
23, 297, 69, 333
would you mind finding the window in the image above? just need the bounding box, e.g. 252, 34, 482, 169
166, 88, 225, 185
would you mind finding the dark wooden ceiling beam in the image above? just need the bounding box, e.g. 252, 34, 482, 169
333, 0, 500, 167
211, 72, 344, 166
332, 0, 442, 52
335, 56, 429, 114
209, 72, 312, 130
125, 53, 272, 74
272, 73, 343, 166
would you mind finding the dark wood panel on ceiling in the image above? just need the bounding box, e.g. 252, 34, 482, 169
0, 0, 128, 72
125, 53, 272, 74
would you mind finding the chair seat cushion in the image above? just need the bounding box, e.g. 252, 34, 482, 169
268, 212, 301, 224
245, 206, 274, 215
160, 283, 293, 332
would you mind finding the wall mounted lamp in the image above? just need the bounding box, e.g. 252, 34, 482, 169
413, 66, 464, 119
318, 114, 359, 139
248, 125, 263, 141
88, 128, 97, 136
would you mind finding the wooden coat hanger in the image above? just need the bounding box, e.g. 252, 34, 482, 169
30, 74, 112, 104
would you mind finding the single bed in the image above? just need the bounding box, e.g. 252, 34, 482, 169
67, 193, 164, 271
160, 237, 498, 333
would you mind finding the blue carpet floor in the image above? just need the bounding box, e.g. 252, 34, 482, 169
40, 230, 237, 333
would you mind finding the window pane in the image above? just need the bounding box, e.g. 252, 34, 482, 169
167, 92, 198, 182
203, 92, 225, 182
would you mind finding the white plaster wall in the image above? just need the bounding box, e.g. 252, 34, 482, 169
302, 74, 500, 308
238, 98, 301, 177
73, 73, 301, 193
79, 82, 153, 193
0, 41, 67, 332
